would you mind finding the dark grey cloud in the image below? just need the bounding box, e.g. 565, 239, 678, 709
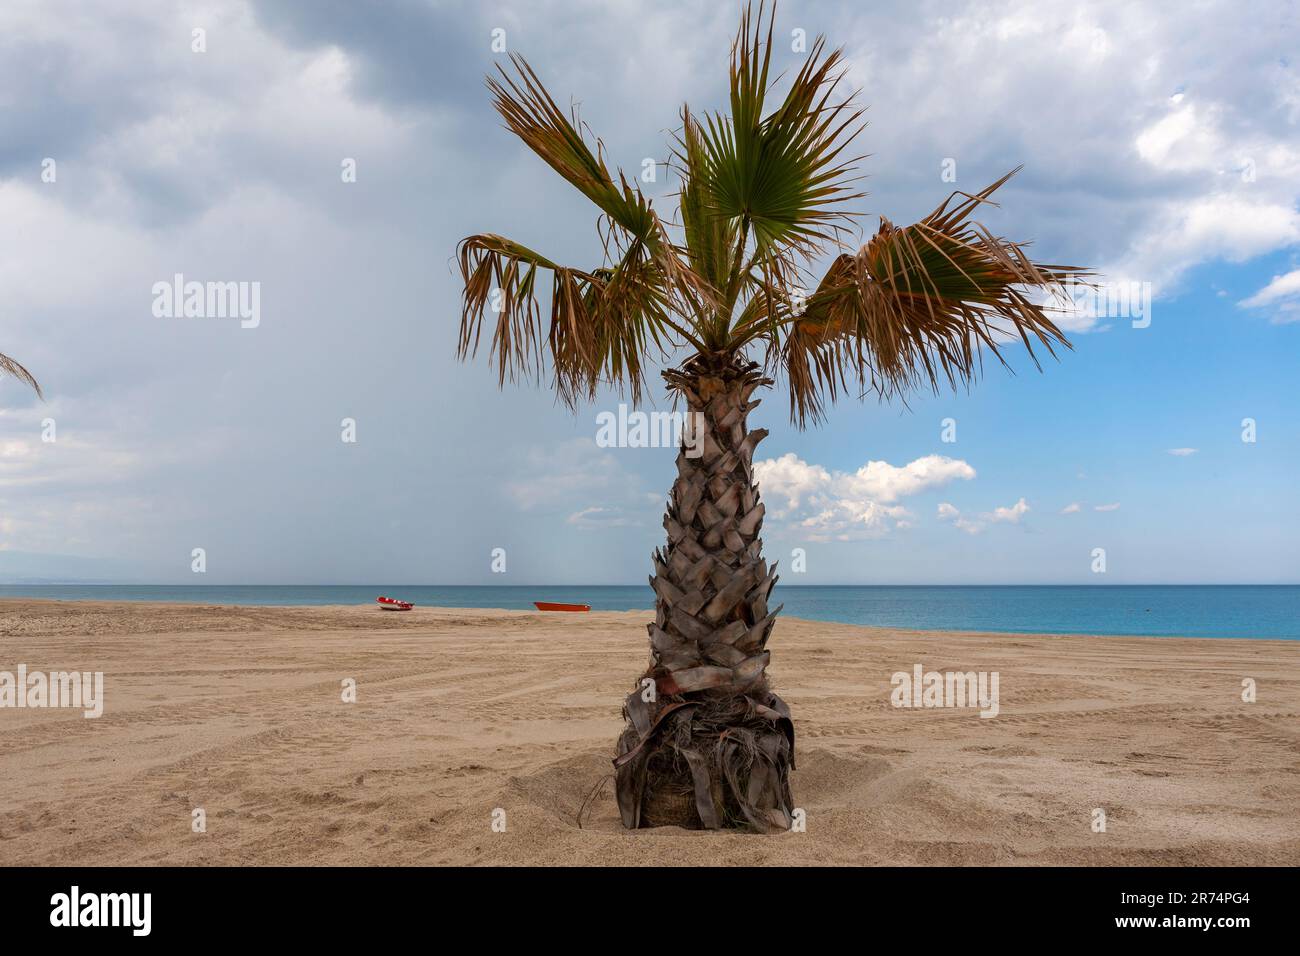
0, 4, 172, 177
252, 0, 493, 109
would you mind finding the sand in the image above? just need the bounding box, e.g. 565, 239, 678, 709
0, 598, 1296, 866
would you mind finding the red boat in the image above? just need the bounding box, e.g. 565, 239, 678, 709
376, 595, 414, 611
533, 601, 590, 613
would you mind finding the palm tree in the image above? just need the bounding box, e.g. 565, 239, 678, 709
1, 352, 41, 397
456, 2, 1085, 832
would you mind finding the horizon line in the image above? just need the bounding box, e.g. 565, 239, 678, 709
3, 582, 1297, 589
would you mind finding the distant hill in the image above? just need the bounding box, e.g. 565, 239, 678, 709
0, 551, 139, 585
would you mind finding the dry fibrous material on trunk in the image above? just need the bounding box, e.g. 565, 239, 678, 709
454, 1, 1087, 832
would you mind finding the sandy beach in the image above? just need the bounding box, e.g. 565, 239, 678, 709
0, 599, 1296, 866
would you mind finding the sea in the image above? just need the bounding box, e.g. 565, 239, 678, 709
1, 585, 1296, 640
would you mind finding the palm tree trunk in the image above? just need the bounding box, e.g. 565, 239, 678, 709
613, 357, 795, 832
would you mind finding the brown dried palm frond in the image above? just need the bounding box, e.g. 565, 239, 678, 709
459, 52, 724, 401
486, 53, 713, 313
758, 169, 1090, 425
456, 231, 704, 408
0, 351, 41, 398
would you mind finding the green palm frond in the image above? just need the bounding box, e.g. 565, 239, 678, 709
673, 108, 741, 344
693, 2, 864, 274
676, 110, 737, 299
0, 351, 41, 398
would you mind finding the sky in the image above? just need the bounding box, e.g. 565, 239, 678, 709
0, 0, 1297, 585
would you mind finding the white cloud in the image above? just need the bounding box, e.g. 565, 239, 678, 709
937, 497, 1029, 534
1135, 104, 1221, 171
1239, 269, 1300, 323
1241, 269, 1300, 304
752, 453, 831, 512
1060, 502, 1082, 514
835, 455, 978, 503
989, 497, 1030, 524
1094, 503, 1121, 512
1115, 196, 1300, 297
566, 506, 637, 530
1167, 447, 1198, 456
937, 506, 977, 534
504, 439, 638, 511
756, 453, 974, 541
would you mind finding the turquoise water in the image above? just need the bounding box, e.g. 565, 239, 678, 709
1, 585, 1296, 639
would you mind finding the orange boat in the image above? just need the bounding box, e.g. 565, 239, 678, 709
533, 601, 590, 612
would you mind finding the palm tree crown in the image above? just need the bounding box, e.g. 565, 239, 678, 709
457, 1, 1085, 425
